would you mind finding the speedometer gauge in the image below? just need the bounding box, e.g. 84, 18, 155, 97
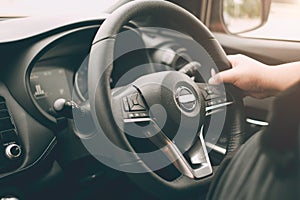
74, 55, 89, 101
30, 68, 71, 116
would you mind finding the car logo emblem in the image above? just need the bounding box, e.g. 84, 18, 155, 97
175, 86, 197, 112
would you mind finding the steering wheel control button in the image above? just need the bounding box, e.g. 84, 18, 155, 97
201, 84, 223, 96
127, 93, 146, 111
125, 93, 146, 112
127, 112, 149, 118
5, 144, 22, 160
206, 94, 220, 100
122, 92, 150, 121
205, 87, 214, 95
139, 113, 148, 117
128, 113, 135, 118
175, 86, 197, 112
122, 97, 130, 111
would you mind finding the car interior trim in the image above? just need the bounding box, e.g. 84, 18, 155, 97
246, 118, 269, 127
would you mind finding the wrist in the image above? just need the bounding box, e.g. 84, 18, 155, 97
266, 64, 300, 95
261, 66, 282, 96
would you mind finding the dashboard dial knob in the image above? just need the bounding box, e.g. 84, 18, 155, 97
5, 144, 21, 160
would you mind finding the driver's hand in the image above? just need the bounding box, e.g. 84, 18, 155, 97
208, 54, 300, 99
208, 54, 276, 99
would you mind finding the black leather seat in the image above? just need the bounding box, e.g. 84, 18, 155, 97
207, 82, 300, 200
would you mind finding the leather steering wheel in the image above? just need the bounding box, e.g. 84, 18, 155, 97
82, 1, 246, 199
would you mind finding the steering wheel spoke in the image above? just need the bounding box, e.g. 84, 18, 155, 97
185, 127, 213, 178
143, 122, 213, 179
146, 124, 196, 179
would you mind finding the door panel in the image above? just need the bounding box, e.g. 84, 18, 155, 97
214, 33, 300, 65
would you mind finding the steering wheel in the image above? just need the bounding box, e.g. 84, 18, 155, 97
81, 0, 246, 199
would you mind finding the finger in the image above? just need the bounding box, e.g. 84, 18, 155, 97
211, 68, 216, 77
227, 54, 243, 68
208, 69, 238, 85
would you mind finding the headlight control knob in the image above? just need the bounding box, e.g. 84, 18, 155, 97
5, 144, 21, 160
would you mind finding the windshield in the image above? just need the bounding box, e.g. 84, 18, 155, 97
0, 0, 120, 17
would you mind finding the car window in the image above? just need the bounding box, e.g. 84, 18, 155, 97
240, 0, 300, 41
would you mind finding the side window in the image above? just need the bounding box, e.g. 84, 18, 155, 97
242, 0, 300, 41
213, 0, 300, 41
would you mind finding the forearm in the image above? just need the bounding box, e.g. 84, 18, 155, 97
268, 62, 300, 94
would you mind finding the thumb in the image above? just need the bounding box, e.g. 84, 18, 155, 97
208, 69, 237, 85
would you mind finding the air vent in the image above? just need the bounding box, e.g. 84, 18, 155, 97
0, 97, 17, 138
0, 96, 22, 171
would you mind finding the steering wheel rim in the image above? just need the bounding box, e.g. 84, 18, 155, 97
85, 0, 246, 199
